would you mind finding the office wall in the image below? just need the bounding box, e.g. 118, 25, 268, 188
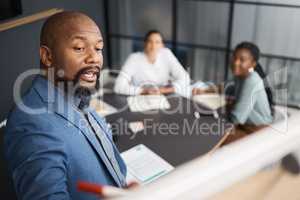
232, 3, 300, 58
231, 3, 300, 105
0, 0, 105, 122
108, 0, 173, 68
108, 0, 300, 105
177, 0, 229, 82
174, 1, 300, 83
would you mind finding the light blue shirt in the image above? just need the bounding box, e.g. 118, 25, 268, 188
230, 71, 273, 125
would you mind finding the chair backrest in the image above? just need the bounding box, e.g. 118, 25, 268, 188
0, 127, 17, 199
272, 105, 288, 123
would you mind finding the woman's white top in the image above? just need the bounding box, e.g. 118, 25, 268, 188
114, 48, 190, 95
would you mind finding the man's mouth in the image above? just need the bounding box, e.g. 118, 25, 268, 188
79, 68, 100, 82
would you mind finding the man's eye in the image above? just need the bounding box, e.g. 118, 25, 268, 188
74, 47, 84, 52
96, 48, 103, 53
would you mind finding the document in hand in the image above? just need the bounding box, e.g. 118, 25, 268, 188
192, 94, 226, 110
121, 144, 174, 185
127, 95, 171, 112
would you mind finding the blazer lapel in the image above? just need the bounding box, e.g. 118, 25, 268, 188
55, 104, 123, 187
33, 76, 122, 187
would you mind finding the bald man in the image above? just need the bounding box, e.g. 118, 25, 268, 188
4, 11, 127, 200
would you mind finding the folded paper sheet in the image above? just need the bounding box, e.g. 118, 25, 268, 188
127, 95, 171, 112
121, 144, 174, 185
192, 94, 226, 110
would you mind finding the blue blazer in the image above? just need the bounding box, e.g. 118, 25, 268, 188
4, 76, 127, 200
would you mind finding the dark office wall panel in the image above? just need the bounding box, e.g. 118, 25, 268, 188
177, 1, 229, 47
231, 3, 300, 107
177, 1, 230, 83
0, 0, 105, 122
109, 0, 173, 40
110, 38, 138, 69
108, 0, 173, 71
237, 0, 300, 5
251, 57, 300, 107
188, 48, 226, 83
110, 37, 174, 70
0, 0, 22, 21
286, 60, 300, 105
107, 0, 300, 106
232, 4, 300, 58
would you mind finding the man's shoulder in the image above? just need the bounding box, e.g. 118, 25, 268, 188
6, 86, 55, 132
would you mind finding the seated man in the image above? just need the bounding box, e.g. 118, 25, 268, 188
4, 11, 127, 200
114, 30, 190, 96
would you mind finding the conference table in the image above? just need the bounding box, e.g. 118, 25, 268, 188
101, 93, 231, 167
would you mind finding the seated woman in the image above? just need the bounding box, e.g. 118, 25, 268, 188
193, 42, 273, 126
228, 42, 273, 126
114, 30, 190, 95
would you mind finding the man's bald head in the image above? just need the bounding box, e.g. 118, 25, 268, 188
40, 11, 100, 49
39, 10, 104, 91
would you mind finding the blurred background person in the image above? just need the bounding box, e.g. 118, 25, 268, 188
114, 30, 190, 96
228, 42, 273, 126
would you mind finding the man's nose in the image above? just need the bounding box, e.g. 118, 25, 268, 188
85, 48, 101, 64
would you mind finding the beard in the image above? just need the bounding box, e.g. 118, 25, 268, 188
73, 66, 100, 110
55, 66, 101, 110
73, 66, 101, 91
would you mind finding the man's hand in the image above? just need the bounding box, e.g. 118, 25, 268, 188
125, 181, 140, 189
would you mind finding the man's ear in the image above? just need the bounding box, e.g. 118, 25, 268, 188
40, 45, 53, 68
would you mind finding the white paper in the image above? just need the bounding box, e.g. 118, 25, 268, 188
192, 94, 226, 110
191, 81, 210, 89
127, 95, 171, 112
90, 98, 118, 117
121, 144, 174, 185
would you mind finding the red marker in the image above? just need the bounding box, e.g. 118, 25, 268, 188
77, 181, 129, 198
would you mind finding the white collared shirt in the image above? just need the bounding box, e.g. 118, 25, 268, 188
114, 48, 190, 95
